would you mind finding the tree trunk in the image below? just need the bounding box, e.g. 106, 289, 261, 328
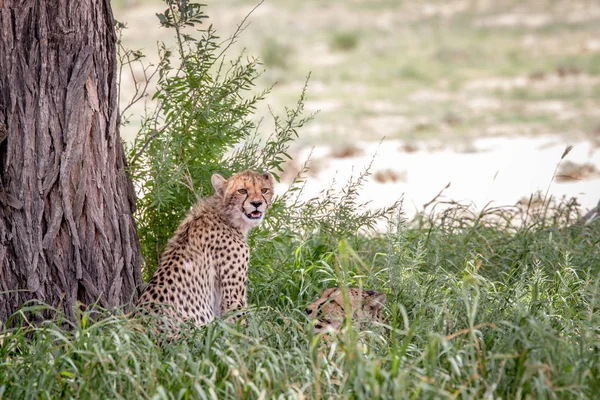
0, 0, 143, 322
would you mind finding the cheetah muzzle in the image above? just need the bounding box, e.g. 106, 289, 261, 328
245, 205, 263, 220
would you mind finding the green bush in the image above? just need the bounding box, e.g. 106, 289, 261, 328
125, 1, 389, 277
330, 30, 360, 52
126, 1, 312, 275
260, 38, 293, 69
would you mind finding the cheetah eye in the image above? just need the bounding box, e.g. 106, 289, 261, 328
261, 188, 269, 194
237, 189, 247, 195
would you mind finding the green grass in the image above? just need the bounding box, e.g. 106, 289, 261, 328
2, 200, 599, 399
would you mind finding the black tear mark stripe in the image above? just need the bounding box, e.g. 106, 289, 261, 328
316, 296, 336, 319
240, 193, 249, 213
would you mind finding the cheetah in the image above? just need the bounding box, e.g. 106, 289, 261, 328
137, 170, 274, 327
305, 288, 386, 332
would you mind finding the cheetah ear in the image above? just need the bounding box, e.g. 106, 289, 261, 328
211, 173, 227, 196
364, 291, 386, 311
321, 287, 338, 298
263, 171, 274, 184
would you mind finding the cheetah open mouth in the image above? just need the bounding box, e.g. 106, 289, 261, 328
246, 210, 263, 220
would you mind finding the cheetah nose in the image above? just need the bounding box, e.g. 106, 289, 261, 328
250, 201, 262, 208
305, 308, 313, 315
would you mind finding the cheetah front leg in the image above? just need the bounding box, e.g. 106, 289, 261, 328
219, 263, 248, 323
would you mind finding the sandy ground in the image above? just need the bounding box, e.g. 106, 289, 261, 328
113, 1, 600, 221
279, 135, 600, 219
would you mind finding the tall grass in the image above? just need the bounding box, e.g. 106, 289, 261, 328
1, 200, 598, 399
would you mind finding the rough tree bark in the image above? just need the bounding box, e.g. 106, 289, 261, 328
0, 0, 143, 322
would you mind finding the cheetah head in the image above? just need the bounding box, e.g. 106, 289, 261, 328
211, 170, 274, 233
305, 288, 386, 332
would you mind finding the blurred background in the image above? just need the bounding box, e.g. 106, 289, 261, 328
112, 0, 600, 218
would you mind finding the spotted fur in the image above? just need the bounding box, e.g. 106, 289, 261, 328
305, 288, 386, 332
137, 170, 274, 327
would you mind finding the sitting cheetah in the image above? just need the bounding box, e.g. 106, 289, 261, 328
137, 170, 274, 327
305, 288, 386, 332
